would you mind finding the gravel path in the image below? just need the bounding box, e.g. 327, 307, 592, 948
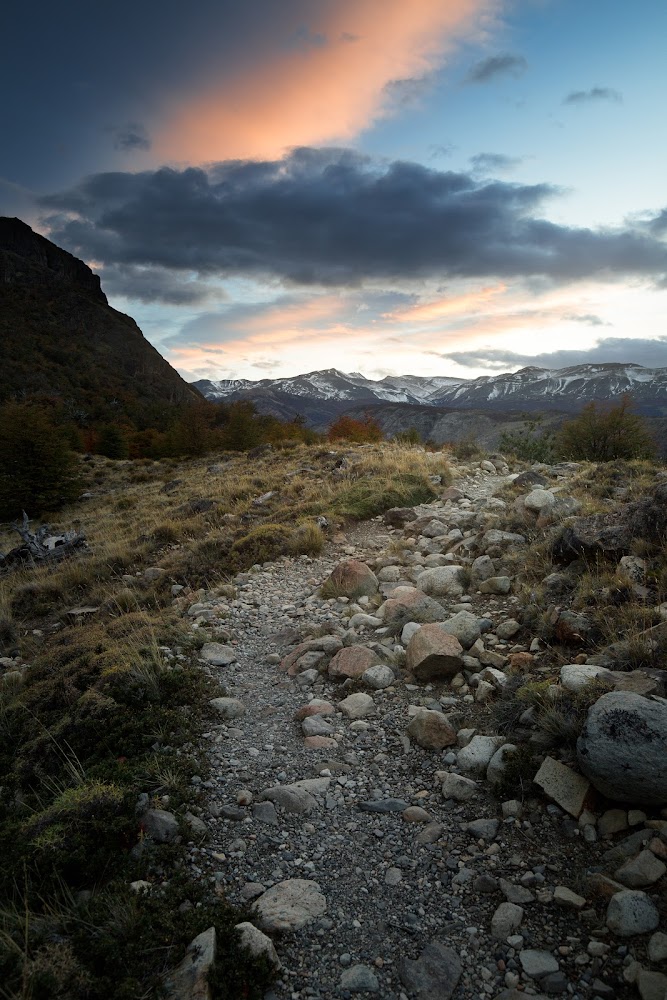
176, 467, 640, 1000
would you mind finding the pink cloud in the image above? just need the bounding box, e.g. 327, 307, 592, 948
155, 0, 495, 163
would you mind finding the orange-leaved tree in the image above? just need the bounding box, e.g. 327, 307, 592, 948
327, 414, 384, 443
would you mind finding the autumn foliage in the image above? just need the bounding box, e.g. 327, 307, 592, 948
327, 414, 384, 443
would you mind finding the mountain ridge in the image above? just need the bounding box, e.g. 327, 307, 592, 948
194, 361, 667, 422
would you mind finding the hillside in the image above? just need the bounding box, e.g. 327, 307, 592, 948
0, 217, 200, 421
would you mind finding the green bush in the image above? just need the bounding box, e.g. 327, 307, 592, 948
556, 396, 656, 462
0, 402, 82, 520
499, 417, 557, 463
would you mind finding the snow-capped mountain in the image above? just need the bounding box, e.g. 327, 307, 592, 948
193, 367, 464, 406
193, 363, 667, 418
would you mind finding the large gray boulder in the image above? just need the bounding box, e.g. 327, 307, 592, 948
416, 566, 466, 598
577, 692, 667, 807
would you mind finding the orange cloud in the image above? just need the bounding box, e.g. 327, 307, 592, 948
387, 283, 507, 322
156, 0, 495, 163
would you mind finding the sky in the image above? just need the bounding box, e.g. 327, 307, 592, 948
2, 0, 667, 383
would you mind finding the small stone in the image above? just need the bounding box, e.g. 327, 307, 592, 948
648, 931, 667, 962
302, 715, 335, 737
637, 968, 667, 1000
340, 964, 379, 993
534, 756, 592, 818
598, 808, 629, 837
385, 867, 403, 885
209, 696, 245, 719
491, 903, 524, 940
407, 709, 457, 750
362, 664, 395, 689
466, 818, 499, 840
200, 642, 237, 666
441, 772, 478, 802
553, 886, 586, 910
142, 808, 179, 843
615, 850, 667, 888
399, 940, 462, 1000
338, 692, 376, 719
519, 949, 559, 979
402, 806, 431, 823
234, 922, 281, 971
479, 576, 512, 595
255, 879, 327, 933
457, 735, 501, 775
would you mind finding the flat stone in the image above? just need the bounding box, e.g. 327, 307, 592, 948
209, 696, 245, 719
399, 939, 462, 1000
403, 806, 432, 823
200, 642, 237, 666
259, 779, 329, 814
302, 715, 335, 737
560, 663, 612, 693
553, 886, 586, 910
340, 965, 379, 993
606, 890, 660, 937
338, 692, 375, 719
359, 798, 408, 813
466, 818, 499, 840
252, 801, 278, 824
479, 576, 512, 595
638, 969, 667, 1000
534, 756, 592, 818
255, 879, 327, 933
519, 950, 559, 979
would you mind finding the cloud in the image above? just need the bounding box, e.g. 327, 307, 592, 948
99, 263, 219, 304
563, 87, 623, 106
465, 53, 527, 84
383, 74, 436, 110
155, 0, 494, 162
111, 123, 151, 152
440, 336, 667, 370
470, 152, 523, 173
39, 147, 667, 299
562, 312, 610, 327
648, 208, 667, 236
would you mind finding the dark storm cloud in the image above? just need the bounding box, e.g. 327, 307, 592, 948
442, 336, 667, 371
470, 152, 523, 173
39, 147, 667, 297
111, 124, 151, 152
99, 264, 217, 305
465, 54, 527, 84
563, 87, 623, 106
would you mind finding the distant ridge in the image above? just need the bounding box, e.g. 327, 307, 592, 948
194, 362, 667, 425
0, 217, 200, 417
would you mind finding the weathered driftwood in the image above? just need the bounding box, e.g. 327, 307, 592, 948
0, 512, 87, 569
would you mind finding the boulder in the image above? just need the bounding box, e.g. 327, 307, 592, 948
457, 735, 502, 776
362, 664, 395, 689
605, 890, 660, 937
407, 709, 457, 750
577, 692, 667, 806
471, 555, 496, 582
383, 507, 417, 527
399, 940, 462, 1000
553, 514, 632, 562
405, 625, 464, 681
523, 489, 555, 513
338, 692, 375, 720
328, 645, 380, 680
209, 696, 245, 719
479, 577, 512, 595
560, 664, 612, 693
200, 642, 237, 666
381, 587, 447, 633
322, 559, 378, 598
416, 566, 466, 598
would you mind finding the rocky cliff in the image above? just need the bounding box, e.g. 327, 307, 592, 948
0, 217, 200, 417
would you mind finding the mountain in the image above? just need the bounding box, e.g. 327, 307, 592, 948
194, 362, 667, 427
0, 217, 200, 420
193, 367, 464, 408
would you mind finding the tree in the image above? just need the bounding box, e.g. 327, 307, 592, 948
556, 396, 656, 462
0, 402, 82, 520
97, 424, 129, 459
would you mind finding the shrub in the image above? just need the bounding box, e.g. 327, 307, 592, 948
328, 414, 384, 443
499, 417, 557, 463
0, 402, 82, 520
555, 396, 656, 462
393, 427, 422, 445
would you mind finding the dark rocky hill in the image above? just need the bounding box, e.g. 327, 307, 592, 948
0, 217, 200, 420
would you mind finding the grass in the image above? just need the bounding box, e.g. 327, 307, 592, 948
0, 441, 452, 997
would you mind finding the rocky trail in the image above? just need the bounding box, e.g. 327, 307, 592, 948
151, 461, 667, 1000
